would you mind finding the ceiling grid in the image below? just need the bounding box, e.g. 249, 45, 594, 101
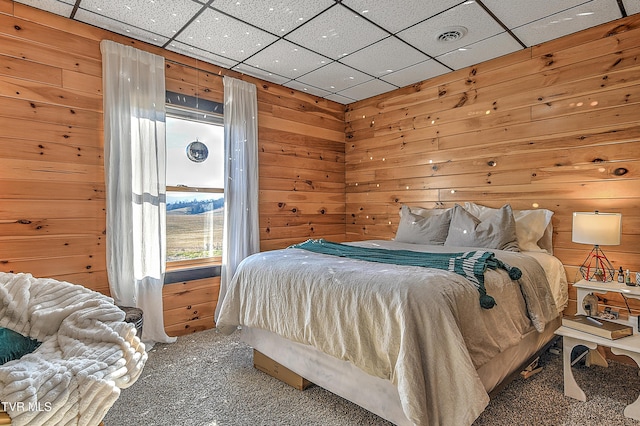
15, 0, 631, 103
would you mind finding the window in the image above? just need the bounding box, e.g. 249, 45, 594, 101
166, 105, 224, 269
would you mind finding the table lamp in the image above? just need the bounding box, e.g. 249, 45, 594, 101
572, 211, 622, 282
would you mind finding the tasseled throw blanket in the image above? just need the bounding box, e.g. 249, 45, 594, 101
290, 239, 522, 309
0, 272, 147, 426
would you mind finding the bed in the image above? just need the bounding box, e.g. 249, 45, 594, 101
216, 203, 568, 425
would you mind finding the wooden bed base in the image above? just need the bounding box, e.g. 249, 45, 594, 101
245, 316, 562, 425
253, 349, 312, 391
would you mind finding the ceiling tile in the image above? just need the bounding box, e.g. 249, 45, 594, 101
78, 0, 203, 39
623, 0, 640, 14
342, 0, 461, 33
380, 59, 450, 87
340, 36, 430, 77
232, 63, 291, 85
295, 61, 372, 92
15, 0, 73, 17
165, 41, 240, 69
512, 0, 623, 46
212, 0, 335, 35
325, 93, 356, 104
75, 10, 169, 46
480, 0, 587, 28
284, 80, 333, 98
244, 40, 331, 79
175, 7, 278, 62
397, 1, 504, 57
436, 32, 523, 70
336, 79, 398, 101
285, 3, 389, 60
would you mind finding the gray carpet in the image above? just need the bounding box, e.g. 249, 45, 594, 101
104, 328, 640, 425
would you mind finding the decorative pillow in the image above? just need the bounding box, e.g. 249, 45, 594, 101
0, 327, 41, 365
463, 202, 553, 253
395, 205, 453, 245
445, 204, 520, 251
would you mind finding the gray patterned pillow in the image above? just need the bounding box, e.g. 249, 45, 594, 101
444, 204, 520, 251
395, 205, 453, 245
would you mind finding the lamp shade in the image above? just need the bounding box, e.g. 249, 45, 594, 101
572, 211, 622, 246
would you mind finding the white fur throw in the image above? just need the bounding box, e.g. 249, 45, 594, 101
0, 272, 147, 426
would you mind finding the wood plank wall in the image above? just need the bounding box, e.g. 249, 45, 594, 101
345, 15, 640, 319
2, 0, 639, 337
0, 0, 345, 336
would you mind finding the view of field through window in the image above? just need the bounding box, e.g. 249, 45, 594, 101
166, 193, 224, 261
166, 112, 224, 263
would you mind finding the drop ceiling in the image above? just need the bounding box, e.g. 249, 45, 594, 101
15, 0, 636, 104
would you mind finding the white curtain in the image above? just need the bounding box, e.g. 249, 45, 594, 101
101, 40, 176, 345
215, 76, 260, 322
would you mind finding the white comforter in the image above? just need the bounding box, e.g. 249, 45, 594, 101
0, 272, 147, 426
217, 240, 559, 426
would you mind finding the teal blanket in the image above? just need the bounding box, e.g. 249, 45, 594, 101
289, 239, 522, 309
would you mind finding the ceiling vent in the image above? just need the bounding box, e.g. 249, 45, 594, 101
436, 26, 468, 42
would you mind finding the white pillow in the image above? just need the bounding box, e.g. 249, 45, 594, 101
463, 202, 554, 253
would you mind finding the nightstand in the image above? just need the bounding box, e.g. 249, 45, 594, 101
555, 325, 640, 420
573, 279, 639, 366
555, 279, 640, 420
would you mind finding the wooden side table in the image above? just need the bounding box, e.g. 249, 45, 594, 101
555, 325, 640, 420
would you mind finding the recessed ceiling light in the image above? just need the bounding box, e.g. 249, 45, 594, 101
436, 26, 468, 43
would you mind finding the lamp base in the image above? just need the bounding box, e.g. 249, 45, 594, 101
579, 245, 616, 282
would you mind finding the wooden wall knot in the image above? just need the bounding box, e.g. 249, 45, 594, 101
605, 24, 630, 37
454, 93, 468, 108
17, 219, 32, 224
613, 167, 628, 176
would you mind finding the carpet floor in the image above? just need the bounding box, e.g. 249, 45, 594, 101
104, 328, 640, 425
